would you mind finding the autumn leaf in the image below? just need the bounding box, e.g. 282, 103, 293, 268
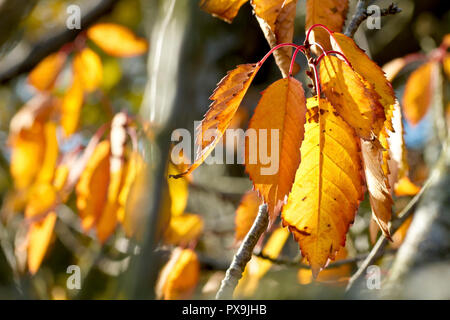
234, 227, 290, 297
319, 55, 383, 139
305, 0, 348, 53
61, 74, 84, 137
361, 139, 393, 240
27, 212, 57, 274
402, 61, 439, 125
76, 140, 110, 230
443, 54, 450, 80
200, 0, 249, 23
28, 51, 67, 91
394, 176, 421, 197
282, 97, 363, 277
156, 248, 200, 300
235, 190, 262, 242
245, 77, 306, 223
87, 23, 148, 57
253, 0, 298, 76
167, 162, 189, 216
73, 47, 103, 92
391, 215, 413, 249
164, 213, 204, 245
298, 247, 350, 285
174, 63, 260, 178
382, 57, 407, 82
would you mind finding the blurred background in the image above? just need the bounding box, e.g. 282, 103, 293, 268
0, 0, 449, 299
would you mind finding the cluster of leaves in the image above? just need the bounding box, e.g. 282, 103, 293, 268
186, 0, 427, 280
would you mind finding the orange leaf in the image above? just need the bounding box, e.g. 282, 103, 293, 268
305, 0, 349, 53
27, 212, 57, 274
175, 63, 260, 177
394, 176, 421, 197
443, 54, 450, 80
402, 61, 438, 125
76, 140, 110, 230
319, 55, 382, 139
199, 0, 249, 23
73, 47, 103, 92
167, 162, 188, 216
28, 51, 67, 91
61, 74, 84, 137
282, 97, 363, 277
87, 23, 148, 57
245, 77, 306, 222
253, 0, 298, 76
391, 215, 413, 249
361, 139, 393, 240
164, 213, 204, 245
235, 190, 262, 242
156, 248, 200, 300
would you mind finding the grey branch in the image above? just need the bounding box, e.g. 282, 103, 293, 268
215, 204, 269, 299
344, 2, 402, 37
0, 0, 119, 84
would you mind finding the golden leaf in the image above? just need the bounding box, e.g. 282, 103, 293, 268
245, 77, 306, 222
391, 215, 413, 249
305, 0, 348, 53
319, 55, 382, 139
61, 74, 84, 137
27, 212, 57, 274
282, 97, 363, 277
394, 176, 421, 197
402, 61, 439, 125
87, 23, 148, 57
28, 51, 66, 91
73, 47, 103, 92
167, 162, 188, 216
156, 248, 200, 300
444, 54, 450, 80
164, 213, 204, 245
199, 0, 249, 23
235, 190, 262, 242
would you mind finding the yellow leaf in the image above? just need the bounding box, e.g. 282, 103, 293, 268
305, 0, 349, 53
319, 55, 382, 139
443, 54, 450, 80
234, 190, 262, 242
167, 162, 188, 216
61, 74, 84, 137
402, 61, 439, 125
164, 213, 204, 245
27, 212, 57, 274
298, 247, 350, 285
25, 183, 57, 218
156, 248, 200, 300
234, 227, 289, 297
251, 0, 285, 31
174, 63, 260, 177
87, 23, 148, 57
282, 97, 363, 277
361, 139, 393, 240
394, 176, 421, 197
35, 121, 59, 184
76, 140, 110, 230
28, 51, 67, 91
73, 47, 103, 92
245, 77, 306, 222
199, 0, 249, 23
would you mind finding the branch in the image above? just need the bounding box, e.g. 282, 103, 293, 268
215, 204, 269, 299
345, 163, 441, 292
0, 0, 119, 84
344, 2, 402, 37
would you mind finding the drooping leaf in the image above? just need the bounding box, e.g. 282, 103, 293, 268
245, 77, 306, 222
253, 0, 298, 76
402, 61, 438, 125
199, 0, 249, 23
27, 212, 57, 274
282, 97, 363, 277
76, 140, 110, 230
164, 213, 204, 245
361, 139, 393, 240
87, 23, 148, 57
319, 55, 383, 139
174, 63, 260, 177
28, 51, 67, 91
234, 227, 290, 297
305, 0, 348, 53
73, 47, 103, 92
61, 74, 84, 137
156, 248, 200, 300
235, 190, 262, 242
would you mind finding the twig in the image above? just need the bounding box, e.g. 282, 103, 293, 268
0, 0, 119, 84
345, 165, 440, 292
215, 204, 269, 299
344, 2, 402, 37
